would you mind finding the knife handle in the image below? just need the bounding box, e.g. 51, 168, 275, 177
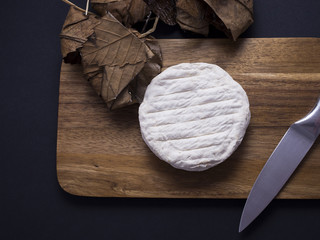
295, 96, 320, 138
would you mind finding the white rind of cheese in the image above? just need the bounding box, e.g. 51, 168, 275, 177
138, 63, 250, 171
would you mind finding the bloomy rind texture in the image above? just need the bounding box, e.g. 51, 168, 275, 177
139, 63, 250, 171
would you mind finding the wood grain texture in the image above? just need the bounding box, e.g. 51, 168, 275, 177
57, 38, 320, 198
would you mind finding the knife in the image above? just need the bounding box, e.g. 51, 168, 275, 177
239, 96, 320, 232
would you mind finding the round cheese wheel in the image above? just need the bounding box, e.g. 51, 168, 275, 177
139, 63, 250, 171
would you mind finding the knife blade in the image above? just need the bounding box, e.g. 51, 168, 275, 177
239, 96, 320, 232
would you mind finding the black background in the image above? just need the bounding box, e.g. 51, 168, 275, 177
1, 0, 320, 239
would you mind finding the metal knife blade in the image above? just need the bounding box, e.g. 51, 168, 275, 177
239, 96, 320, 232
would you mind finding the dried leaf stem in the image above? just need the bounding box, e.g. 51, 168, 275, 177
85, 0, 90, 15
61, 0, 94, 15
139, 16, 159, 38
141, 11, 152, 33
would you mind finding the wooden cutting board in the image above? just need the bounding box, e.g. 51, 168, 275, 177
57, 38, 320, 199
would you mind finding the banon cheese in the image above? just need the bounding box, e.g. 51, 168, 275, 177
139, 63, 250, 171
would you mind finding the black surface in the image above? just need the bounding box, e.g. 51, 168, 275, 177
1, 0, 320, 239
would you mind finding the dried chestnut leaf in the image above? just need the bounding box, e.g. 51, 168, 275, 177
176, 0, 210, 36
129, 36, 162, 102
80, 13, 155, 110
204, 0, 254, 40
91, 0, 149, 27
59, 7, 100, 63
143, 0, 177, 25
82, 64, 102, 94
